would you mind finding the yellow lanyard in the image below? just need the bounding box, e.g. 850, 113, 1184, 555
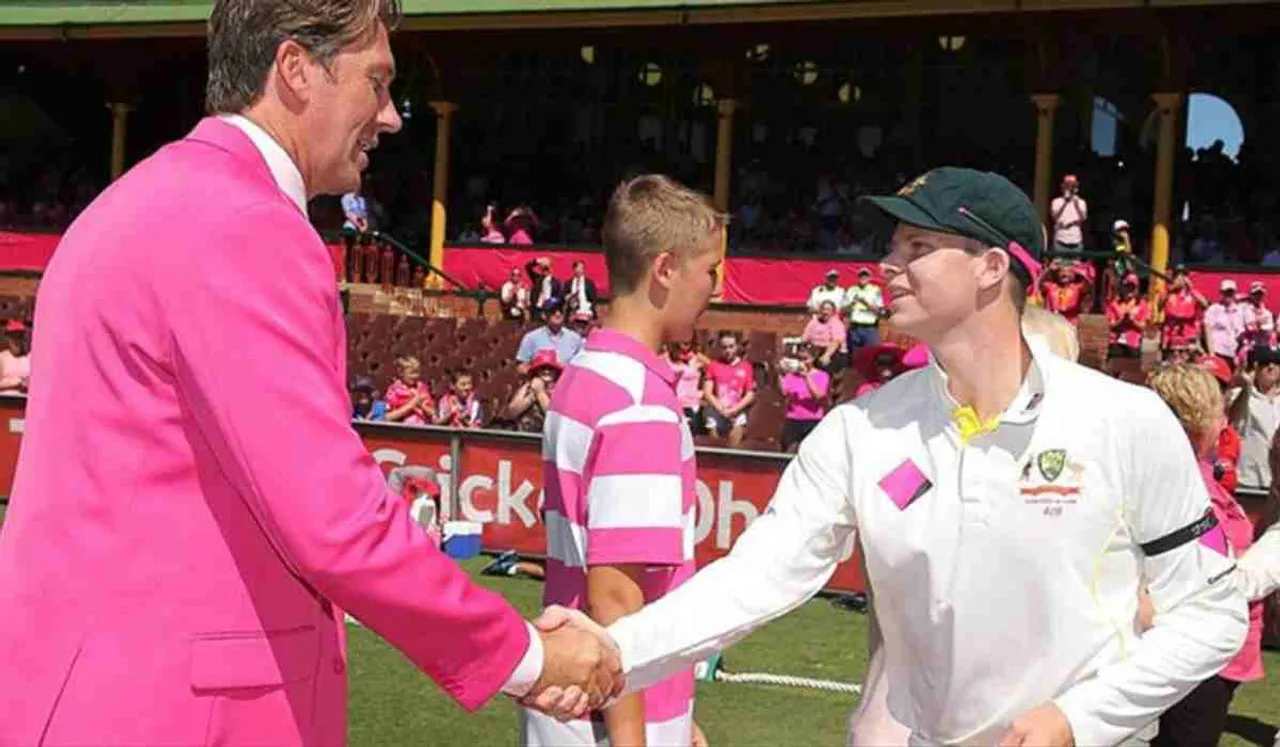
952, 405, 1000, 446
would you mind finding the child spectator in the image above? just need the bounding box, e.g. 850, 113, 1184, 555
504, 349, 561, 433
350, 376, 386, 421
437, 371, 484, 428
703, 331, 756, 447
1105, 273, 1149, 359
778, 344, 830, 452
802, 300, 847, 373
0, 319, 30, 393
664, 340, 705, 431
384, 356, 434, 425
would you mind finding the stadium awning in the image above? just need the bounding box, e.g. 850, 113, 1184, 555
3, 0, 1271, 38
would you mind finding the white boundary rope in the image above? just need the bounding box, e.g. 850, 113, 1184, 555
714, 670, 862, 695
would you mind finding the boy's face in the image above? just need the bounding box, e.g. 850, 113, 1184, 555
719, 336, 739, 361
353, 389, 372, 410
454, 376, 473, 397
401, 366, 420, 386
662, 231, 723, 342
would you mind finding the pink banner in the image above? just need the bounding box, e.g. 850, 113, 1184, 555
0, 231, 59, 273
443, 245, 613, 296
724, 255, 880, 305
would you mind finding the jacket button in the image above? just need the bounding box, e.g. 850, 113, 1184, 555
332, 657, 346, 675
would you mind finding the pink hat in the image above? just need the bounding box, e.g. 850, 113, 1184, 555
3, 319, 25, 333
528, 349, 563, 374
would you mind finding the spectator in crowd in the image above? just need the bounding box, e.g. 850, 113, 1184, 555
851, 343, 907, 399
516, 302, 583, 371
568, 311, 595, 339
1205, 279, 1249, 369
807, 269, 845, 312
703, 331, 756, 447
812, 174, 849, 251
1161, 265, 1208, 358
480, 204, 506, 243
1038, 259, 1091, 326
1146, 364, 1264, 747
1103, 220, 1139, 302
341, 178, 370, 234
1242, 281, 1276, 359
500, 267, 531, 322
1050, 174, 1087, 252
1105, 274, 1149, 359
504, 349, 561, 433
802, 300, 847, 373
778, 344, 830, 453
506, 205, 540, 245
843, 267, 883, 351
385, 356, 435, 425
563, 260, 598, 320
664, 340, 706, 432
437, 370, 484, 428
1198, 355, 1242, 495
526, 257, 562, 318
0, 319, 31, 393
1228, 346, 1280, 495
350, 375, 386, 422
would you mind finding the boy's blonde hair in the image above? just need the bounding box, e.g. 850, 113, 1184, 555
1147, 363, 1223, 439
396, 356, 421, 373
1022, 306, 1079, 362
602, 174, 727, 294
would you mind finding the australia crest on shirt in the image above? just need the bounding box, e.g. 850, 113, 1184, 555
1018, 447, 1086, 517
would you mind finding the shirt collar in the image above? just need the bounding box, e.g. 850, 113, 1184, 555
928, 335, 1050, 439
219, 114, 308, 215
586, 328, 678, 386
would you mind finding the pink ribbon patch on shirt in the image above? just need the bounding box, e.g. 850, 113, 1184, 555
1199, 522, 1230, 557
879, 459, 931, 511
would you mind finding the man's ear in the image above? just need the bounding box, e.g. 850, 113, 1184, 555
273, 39, 316, 105
977, 245, 1012, 293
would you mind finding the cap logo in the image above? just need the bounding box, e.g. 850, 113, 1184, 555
897, 174, 929, 197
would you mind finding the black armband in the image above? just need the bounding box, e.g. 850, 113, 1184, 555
1139, 509, 1218, 557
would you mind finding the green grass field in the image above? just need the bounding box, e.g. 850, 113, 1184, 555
1, 504, 1276, 745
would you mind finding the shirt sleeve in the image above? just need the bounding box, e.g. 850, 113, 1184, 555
607, 408, 858, 692
1237, 523, 1280, 601
1053, 388, 1248, 746
585, 411, 687, 567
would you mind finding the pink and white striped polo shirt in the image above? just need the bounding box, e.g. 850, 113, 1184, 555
521, 328, 697, 747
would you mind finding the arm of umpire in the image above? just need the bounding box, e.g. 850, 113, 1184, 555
1051, 388, 1249, 746
607, 411, 857, 691
166, 202, 561, 711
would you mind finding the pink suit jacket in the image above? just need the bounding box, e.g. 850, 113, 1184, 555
0, 118, 530, 745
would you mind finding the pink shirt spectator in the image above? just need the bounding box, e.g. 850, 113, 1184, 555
526, 329, 696, 746
437, 393, 483, 428
509, 227, 534, 245
669, 358, 703, 411
705, 358, 755, 407
781, 370, 829, 421
1198, 462, 1263, 683
802, 315, 847, 353
1204, 302, 1248, 359
385, 379, 434, 425
0, 350, 29, 391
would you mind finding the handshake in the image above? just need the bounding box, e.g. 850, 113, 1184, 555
519, 606, 625, 721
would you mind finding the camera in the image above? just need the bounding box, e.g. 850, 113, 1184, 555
778, 357, 802, 374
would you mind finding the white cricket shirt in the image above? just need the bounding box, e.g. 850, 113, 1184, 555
610, 340, 1248, 746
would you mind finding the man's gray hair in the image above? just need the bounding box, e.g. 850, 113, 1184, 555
205, 0, 401, 114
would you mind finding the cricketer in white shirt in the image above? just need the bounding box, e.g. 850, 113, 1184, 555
606, 167, 1248, 747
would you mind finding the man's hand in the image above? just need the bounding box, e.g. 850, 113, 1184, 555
692, 721, 709, 747
519, 605, 623, 721
998, 703, 1074, 747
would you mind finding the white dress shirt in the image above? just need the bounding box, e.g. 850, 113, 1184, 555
1238, 522, 1280, 601
610, 340, 1247, 746
220, 113, 544, 696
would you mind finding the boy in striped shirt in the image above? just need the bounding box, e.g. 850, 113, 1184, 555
521, 175, 726, 747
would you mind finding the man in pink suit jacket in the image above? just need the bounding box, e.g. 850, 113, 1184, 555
0, 2, 617, 744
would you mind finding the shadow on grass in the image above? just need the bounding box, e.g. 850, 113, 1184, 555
1224, 714, 1279, 747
